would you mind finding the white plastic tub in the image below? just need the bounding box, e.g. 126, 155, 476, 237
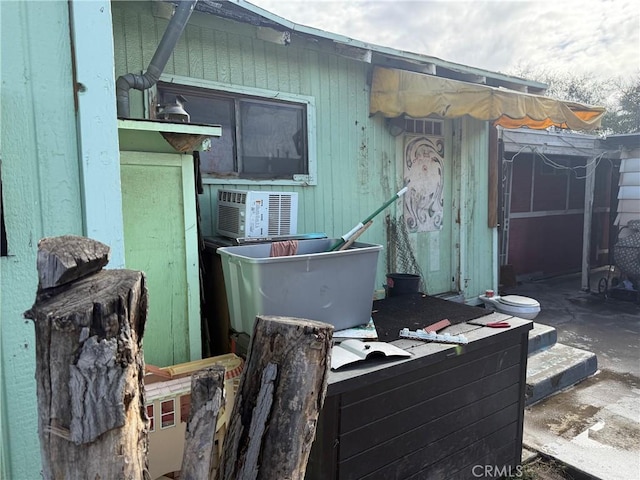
218, 239, 382, 333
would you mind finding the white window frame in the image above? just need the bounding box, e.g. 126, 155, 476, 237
404, 117, 444, 136
157, 74, 317, 186
160, 398, 176, 429
146, 403, 155, 433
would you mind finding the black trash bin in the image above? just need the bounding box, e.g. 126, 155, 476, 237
386, 273, 421, 297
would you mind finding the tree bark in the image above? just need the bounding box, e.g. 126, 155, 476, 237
217, 315, 333, 480
36, 235, 110, 290
181, 365, 226, 480
25, 263, 149, 480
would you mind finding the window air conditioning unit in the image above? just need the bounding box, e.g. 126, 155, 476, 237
216, 189, 298, 239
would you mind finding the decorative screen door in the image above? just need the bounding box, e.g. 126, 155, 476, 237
403, 135, 445, 233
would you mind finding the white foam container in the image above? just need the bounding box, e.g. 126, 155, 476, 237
218, 239, 382, 333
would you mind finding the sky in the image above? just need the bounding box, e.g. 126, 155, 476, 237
248, 0, 640, 83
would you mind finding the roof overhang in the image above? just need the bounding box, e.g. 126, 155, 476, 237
500, 128, 601, 156
370, 67, 605, 131
599, 133, 640, 150
189, 0, 547, 93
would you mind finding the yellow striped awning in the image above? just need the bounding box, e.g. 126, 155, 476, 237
370, 67, 605, 131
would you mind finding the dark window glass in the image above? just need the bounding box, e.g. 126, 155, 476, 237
239, 100, 306, 178
157, 84, 308, 180
180, 394, 191, 423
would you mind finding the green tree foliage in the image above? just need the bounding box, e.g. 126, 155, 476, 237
509, 65, 640, 134
605, 77, 640, 134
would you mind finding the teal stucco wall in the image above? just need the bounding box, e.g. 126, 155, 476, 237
1, 1, 124, 477
1, 1, 83, 477
111, 0, 497, 302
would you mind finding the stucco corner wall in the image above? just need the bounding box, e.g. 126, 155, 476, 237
1, 1, 84, 477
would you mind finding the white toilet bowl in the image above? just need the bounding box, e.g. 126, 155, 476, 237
479, 294, 540, 320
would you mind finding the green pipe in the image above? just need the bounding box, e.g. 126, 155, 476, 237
329, 186, 409, 251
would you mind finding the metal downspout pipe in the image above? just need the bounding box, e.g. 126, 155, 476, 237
116, 0, 197, 118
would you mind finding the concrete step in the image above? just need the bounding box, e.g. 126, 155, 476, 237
528, 322, 557, 355
525, 343, 598, 406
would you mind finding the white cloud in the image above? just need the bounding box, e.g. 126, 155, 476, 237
248, 0, 640, 81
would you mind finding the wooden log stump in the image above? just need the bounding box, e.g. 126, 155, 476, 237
24, 236, 149, 480
217, 315, 333, 480
36, 235, 110, 290
181, 365, 226, 480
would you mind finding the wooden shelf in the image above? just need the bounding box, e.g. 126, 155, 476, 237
117, 118, 222, 153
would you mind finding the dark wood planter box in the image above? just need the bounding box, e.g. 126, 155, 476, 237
306, 305, 532, 480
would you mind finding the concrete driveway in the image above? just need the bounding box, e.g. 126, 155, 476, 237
507, 271, 640, 480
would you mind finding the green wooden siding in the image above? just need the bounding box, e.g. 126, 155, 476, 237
120, 152, 200, 367
111, 1, 496, 301
461, 117, 496, 295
